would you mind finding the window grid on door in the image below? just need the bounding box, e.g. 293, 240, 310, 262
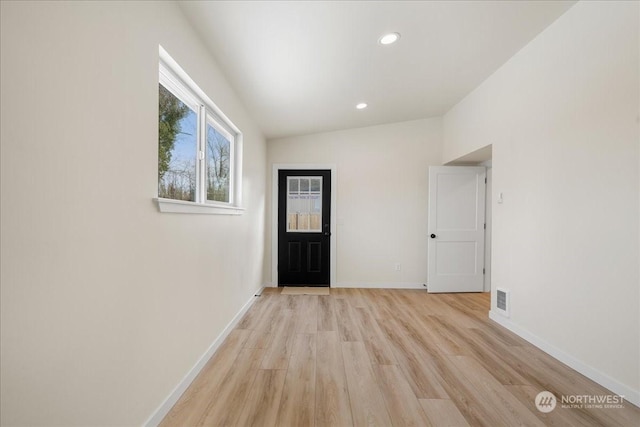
287, 177, 322, 232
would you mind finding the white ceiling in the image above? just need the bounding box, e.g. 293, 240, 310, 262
178, 1, 576, 139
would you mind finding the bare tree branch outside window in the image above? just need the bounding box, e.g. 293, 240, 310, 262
206, 125, 230, 202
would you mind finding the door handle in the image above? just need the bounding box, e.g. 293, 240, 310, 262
430, 234, 437, 239
324, 232, 332, 236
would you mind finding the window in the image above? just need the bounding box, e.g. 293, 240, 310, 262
158, 85, 198, 202
156, 46, 243, 215
287, 177, 323, 232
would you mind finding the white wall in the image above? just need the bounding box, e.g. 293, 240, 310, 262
0, 1, 266, 425
267, 118, 442, 288
443, 1, 639, 403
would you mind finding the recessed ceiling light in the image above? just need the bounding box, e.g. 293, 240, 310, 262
379, 32, 400, 45
356, 103, 368, 110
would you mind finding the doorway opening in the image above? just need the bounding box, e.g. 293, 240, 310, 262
278, 170, 331, 286
443, 145, 492, 293
271, 164, 337, 287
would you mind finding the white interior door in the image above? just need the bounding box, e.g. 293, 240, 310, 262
428, 166, 486, 293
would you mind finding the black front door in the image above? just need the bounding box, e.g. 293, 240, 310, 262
278, 170, 331, 286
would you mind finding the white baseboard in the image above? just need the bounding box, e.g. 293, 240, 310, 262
335, 282, 426, 289
143, 287, 263, 427
263, 282, 426, 289
489, 310, 640, 408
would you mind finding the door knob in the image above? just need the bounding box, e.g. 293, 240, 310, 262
430, 234, 437, 239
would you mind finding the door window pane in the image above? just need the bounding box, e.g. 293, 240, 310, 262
287, 176, 322, 232
158, 84, 197, 202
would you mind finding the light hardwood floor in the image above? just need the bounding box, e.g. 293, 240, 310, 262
160, 288, 640, 426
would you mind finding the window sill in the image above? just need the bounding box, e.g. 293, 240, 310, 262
154, 198, 244, 215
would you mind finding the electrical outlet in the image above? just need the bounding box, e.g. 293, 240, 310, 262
394, 263, 401, 271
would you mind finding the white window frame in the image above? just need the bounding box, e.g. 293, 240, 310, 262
155, 46, 243, 215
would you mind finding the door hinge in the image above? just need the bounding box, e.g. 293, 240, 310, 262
485, 177, 487, 183
484, 223, 486, 230
483, 268, 486, 275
